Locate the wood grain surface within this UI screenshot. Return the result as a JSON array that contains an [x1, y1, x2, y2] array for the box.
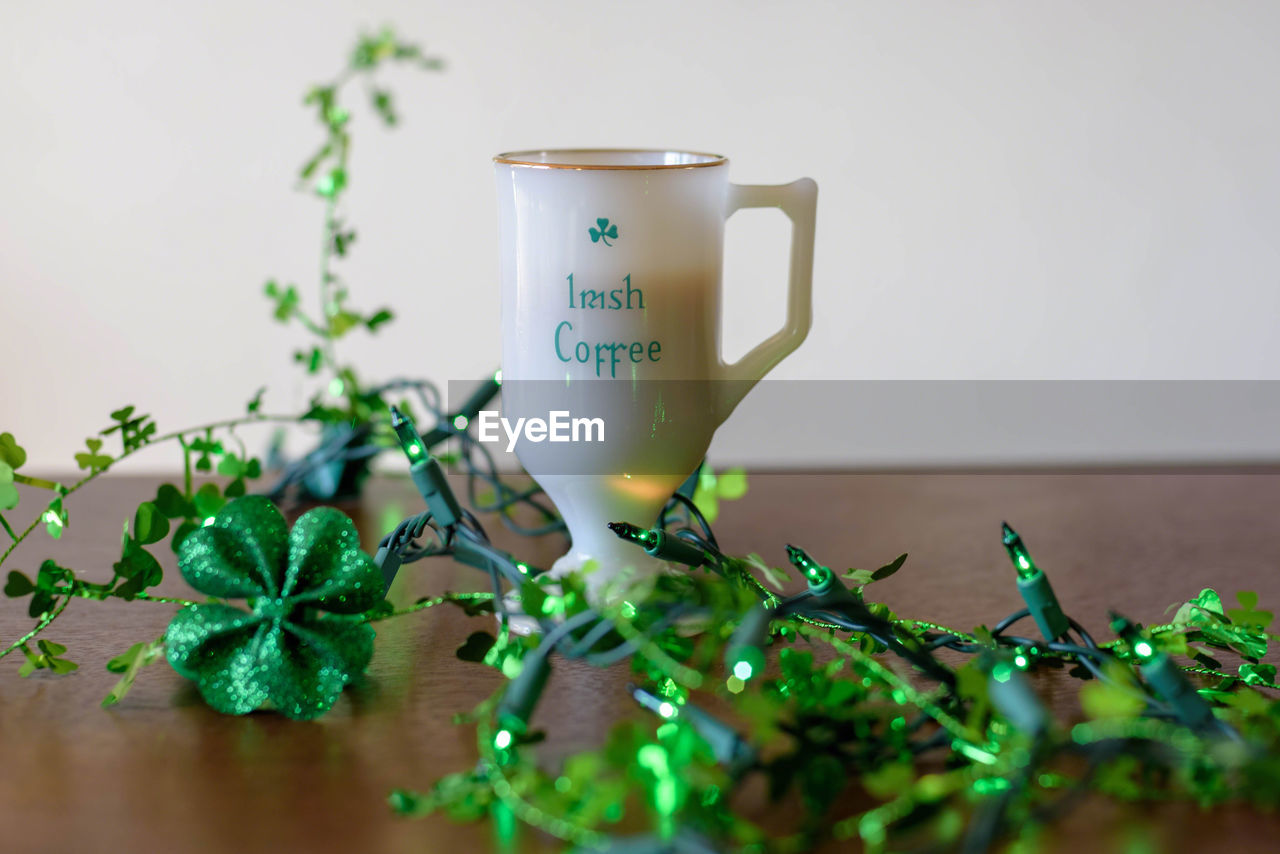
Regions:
[[2, 472, 1280, 853]]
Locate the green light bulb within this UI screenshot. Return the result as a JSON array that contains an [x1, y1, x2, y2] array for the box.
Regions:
[[493, 728, 513, 750], [785, 544, 832, 590], [389, 406, 426, 461], [607, 521, 657, 549], [1109, 612, 1156, 662], [1001, 522, 1039, 580]]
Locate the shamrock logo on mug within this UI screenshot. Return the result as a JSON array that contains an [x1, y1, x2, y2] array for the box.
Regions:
[[589, 217, 618, 246]]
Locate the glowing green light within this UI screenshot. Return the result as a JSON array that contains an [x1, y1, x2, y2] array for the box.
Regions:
[[515, 561, 530, 575], [389, 406, 428, 463], [952, 740, 999, 765], [554, 776, 571, 793], [991, 661, 1015, 683], [637, 744, 668, 773], [493, 369, 503, 385], [42, 510, 63, 530], [493, 729, 513, 750], [1013, 654, 1029, 669], [974, 777, 1011, 795], [453, 414, 469, 431], [657, 701, 676, 719], [726, 675, 746, 694], [328, 377, 345, 397], [619, 600, 637, 619], [1001, 522, 1040, 580], [1110, 612, 1158, 662], [607, 521, 657, 549], [202, 516, 216, 528], [785, 544, 832, 589], [732, 660, 755, 681]]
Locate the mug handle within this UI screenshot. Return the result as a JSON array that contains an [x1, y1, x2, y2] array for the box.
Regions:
[[716, 177, 818, 421]]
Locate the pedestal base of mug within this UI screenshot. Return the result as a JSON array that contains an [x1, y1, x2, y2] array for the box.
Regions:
[[497, 548, 674, 637]]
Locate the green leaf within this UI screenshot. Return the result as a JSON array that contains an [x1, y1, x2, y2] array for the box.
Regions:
[[113, 537, 163, 589], [1081, 674, 1145, 720], [366, 309, 394, 331], [74, 438, 112, 473], [743, 553, 788, 591], [519, 580, 548, 619], [871, 553, 908, 581], [192, 482, 225, 519], [298, 143, 332, 179], [268, 283, 300, 322], [1173, 588, 1225, 628], [48, 657, 79, 675], [0, 432, 27, 469], [246, 387, 266, 414], [153, 484, 194, 519], [316, 168, 347, 198], [4, 570, 34, 597], [37, 639, 66, 656], [1239, 663, 1277, 686], [0, 461, 18, 510], [102, 638, 164, 707], [133, 502, 170, 545], [1228, 590, 1274, 630], [371, 89, 397, 125], [842, 568, 874, 586], [861, 761, 915, 799], [42, 497, 68, 538], [716, 468, 748, 501], [328, 310, 362, 338], [455, 631, 497, 663]]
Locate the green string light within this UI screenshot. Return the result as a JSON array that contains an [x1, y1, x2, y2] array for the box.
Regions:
[[1001, 522, 1069, 641], [1109, 612, 1216, 731], [389, 405, 426, 462], [1001, 522, 1038, 580], [785, 544, 833, 593], [607, 522, 707, 567], [607, 521, 658, 549]]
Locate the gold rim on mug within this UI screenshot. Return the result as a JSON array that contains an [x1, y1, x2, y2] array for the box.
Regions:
[[493, 148, 728, 170]]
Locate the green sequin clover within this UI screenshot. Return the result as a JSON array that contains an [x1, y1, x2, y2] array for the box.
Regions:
[[165, 496, 382, 720]]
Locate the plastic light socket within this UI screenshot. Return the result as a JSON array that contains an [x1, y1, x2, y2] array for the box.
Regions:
[[497, 653, 552, 731], [725, 605, 774, 679], [644, 530, 707, 567], [1016, 569, 1070, 641], [1141, 653, 1216, 731], [987, 663, 1049, 734], [680, 703, 756, 773], [410, 458, 462, 528]]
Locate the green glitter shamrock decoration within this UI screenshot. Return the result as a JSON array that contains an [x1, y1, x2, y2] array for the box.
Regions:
[[165, 495, 382, 719]]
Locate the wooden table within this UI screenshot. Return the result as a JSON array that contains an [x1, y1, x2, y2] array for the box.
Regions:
[[3, 472, 1280, 853]]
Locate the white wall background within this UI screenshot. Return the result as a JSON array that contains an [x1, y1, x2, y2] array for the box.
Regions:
[[2, 1, 1279, 473]]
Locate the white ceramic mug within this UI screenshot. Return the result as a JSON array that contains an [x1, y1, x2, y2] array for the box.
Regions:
[[494, 149, 816, 593]]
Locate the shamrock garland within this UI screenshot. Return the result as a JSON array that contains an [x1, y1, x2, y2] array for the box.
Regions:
[[165, 496, 383, 719]]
